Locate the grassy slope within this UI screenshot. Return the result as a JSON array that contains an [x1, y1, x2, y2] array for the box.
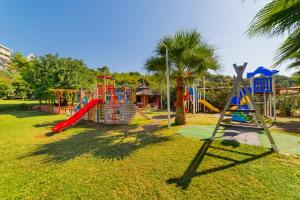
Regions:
[[0, 111, 299, 199]]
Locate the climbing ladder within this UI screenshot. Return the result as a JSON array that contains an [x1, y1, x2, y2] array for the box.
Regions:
[[210, 63, 278, 152]]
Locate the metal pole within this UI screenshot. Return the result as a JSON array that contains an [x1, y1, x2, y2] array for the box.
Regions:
[[272, 74, 276, 122], [250, 77, 254, 98], [203, 76, 206, 112], [166, 46, 171, 128], [199, 92, 202, 110], [193, 82, 196, 114]]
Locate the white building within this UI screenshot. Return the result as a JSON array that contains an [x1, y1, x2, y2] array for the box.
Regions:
[[0, 44, 13, 69], [26, 53, 35, 61]]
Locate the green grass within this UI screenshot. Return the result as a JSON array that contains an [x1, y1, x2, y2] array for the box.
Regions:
[[258, 131, 300, 155], [0, 111, 299, 199]]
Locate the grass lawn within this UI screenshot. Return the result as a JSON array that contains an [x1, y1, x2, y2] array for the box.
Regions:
[[0, 111, 299, 199], [0, 99, 39, 104]]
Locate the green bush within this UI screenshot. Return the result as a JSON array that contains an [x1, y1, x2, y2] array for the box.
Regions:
[[277, 94, 300, 116], [205, 89, 231, 110], [0, 103, 38, 112]]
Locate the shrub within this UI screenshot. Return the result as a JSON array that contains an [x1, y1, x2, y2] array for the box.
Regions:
[[0, 103, 38, 112], [205, 89, 231, 110], [277, 94, 300, 116]]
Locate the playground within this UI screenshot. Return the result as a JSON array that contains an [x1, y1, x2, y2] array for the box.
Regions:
[[2, 0, 300, 197], [0, 64, 299, 199], [0, 109, 299, 199]]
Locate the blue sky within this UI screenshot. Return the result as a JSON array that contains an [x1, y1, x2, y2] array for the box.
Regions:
[[0, 0, 295, 76]]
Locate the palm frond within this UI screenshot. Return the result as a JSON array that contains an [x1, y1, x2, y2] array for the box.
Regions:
[[145, 56, 166, 72], [282, 51, 300, 69], [274, 29, 300, 65], [287, 61, 300, 69], [145, 29, 220, 79], [248, 0, 300, 38]]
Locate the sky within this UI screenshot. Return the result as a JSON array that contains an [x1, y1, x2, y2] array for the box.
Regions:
[[0, 0, 296, 76]]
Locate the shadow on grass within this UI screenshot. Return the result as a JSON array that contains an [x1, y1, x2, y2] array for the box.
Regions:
[[20, 123, 171, 162], [0, 110, 56, 118], [151, 114, 176, 120], [221, 140, 240, 148], [167, 139, 272, 190], [34, 120, 63, 128], [274, 120, 300, 134]]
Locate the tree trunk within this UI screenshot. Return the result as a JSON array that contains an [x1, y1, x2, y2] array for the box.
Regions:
[[160, 85, 163, 110], [175, 77, 186, 125], [39, 95, 42, 110]]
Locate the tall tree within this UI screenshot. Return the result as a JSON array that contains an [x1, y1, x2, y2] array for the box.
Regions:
[[145, 30, 220, 124], [97, 66, 111, 76], [11, 53, 96, 103], [0, 70, 14, 99], [247, 0, 300, 66]]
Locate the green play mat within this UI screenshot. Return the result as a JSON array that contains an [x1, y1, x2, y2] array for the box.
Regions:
[[177, 125, 224, 140]]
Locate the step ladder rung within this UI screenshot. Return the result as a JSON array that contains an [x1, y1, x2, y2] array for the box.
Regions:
[[220, 123, 263, 130], [227, 109, 256, 112]]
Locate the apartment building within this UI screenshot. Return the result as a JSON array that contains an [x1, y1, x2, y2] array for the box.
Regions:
[[0, 44, 13, 69]]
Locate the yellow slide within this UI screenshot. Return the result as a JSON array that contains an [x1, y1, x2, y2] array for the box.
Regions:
[[199, 99, 220, 113], [199, 99, 237, 113], [240, 96, 250, 105]]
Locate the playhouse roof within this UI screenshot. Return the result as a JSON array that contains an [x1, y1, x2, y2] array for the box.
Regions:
[[48, 88, 79, 94], [136, 80, 160, 96], [136, 90, 159, 96], [247, 66, 279, 78]]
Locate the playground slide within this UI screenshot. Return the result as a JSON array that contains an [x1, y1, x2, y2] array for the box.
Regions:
[[199, 99, 220, 113], [52, 99, 101, 133], [240, 96, 250, 105], [199, 99, 237, 114]]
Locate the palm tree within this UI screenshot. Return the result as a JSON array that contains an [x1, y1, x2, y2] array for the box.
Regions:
[[247, 0, 300, 66], [145, 30, 220, 125]]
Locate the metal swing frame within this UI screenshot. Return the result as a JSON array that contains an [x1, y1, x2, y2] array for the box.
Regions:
[[210, 63, 278, 152]]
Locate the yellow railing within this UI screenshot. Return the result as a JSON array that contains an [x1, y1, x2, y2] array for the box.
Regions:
[[60, 106, 75, 113]]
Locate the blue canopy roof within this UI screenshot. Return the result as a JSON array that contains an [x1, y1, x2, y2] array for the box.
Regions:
[[247, 66, 279, 78]]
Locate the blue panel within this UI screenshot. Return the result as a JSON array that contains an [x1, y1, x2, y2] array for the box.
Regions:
[[239, 105, 249, 110], [117, 91, 123, 101], [231, 96, 238, 105], [189, 87, 193, 95], [126, 91, 130, 102], [253, 77, 273, 93]]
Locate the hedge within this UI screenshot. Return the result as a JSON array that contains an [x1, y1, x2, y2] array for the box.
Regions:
[[0, 103, 39, 112]]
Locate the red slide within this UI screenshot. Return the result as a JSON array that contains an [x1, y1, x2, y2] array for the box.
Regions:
[[52, 99, 102, 133]]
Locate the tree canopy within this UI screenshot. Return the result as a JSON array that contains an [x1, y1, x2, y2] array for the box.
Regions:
[[10, 53, 96, 102]]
